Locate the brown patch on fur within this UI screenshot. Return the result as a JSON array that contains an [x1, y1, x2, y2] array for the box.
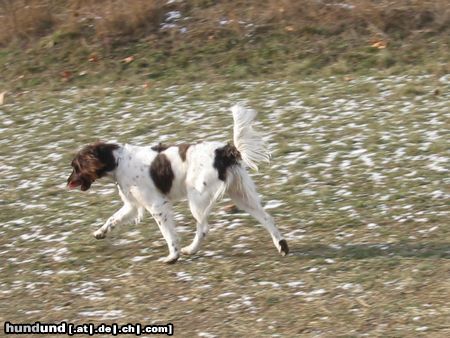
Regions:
[[151, 143, 170, 152], [223, 204, 240, 213], [279, 239, 289, 256], [213, 143, 241, 181], [150, 153, 174, 194], [152, 143, 191, 162], [67, 142, 119, 191], [178, 143, 191, 161]]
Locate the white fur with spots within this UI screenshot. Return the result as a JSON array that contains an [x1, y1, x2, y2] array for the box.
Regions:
[[86, 105, 288, 263]]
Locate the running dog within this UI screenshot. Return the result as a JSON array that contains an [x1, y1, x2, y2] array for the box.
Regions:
[[67, 105, 289, 263]]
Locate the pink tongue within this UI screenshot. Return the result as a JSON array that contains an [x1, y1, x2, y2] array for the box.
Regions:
[[68, 182, 79, 189]]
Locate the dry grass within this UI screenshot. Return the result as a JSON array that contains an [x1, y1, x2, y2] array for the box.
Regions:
[[1, 0, 448, 46], [0, 0, 165, 45], [0, 0, 56, 42], [72, 0, 164, 40], [263, 0, 450, 35], [0, 0, 448, 90]]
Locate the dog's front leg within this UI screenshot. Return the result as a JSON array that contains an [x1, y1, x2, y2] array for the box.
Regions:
[[148, 202, 180, 264], [93, 204, 137, 239]]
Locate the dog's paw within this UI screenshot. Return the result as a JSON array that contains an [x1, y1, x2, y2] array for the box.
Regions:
[[279, 239, 289, 256], [93, 229, 106, 240], [181, 245, 197, 255], [158, 254, 179, 264]]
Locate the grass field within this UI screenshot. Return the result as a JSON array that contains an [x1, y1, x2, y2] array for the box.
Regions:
[[1, 0, 449, 92], [0, 74, 449, 336]]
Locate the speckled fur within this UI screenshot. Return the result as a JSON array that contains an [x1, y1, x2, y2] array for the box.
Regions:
[[67, 105, 288, 263]]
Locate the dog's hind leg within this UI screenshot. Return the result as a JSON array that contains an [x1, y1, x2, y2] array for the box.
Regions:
[[181, 187, 215, 255], [227, 167, 289, 256]]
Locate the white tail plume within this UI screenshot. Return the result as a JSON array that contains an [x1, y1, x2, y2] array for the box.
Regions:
[[231, 104, 270, 171]]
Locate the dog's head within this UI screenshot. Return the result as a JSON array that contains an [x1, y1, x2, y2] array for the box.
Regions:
[[67, 142, 119, 191]]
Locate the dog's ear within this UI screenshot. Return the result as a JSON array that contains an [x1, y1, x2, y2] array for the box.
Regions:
[[92, 142, 120, 175]]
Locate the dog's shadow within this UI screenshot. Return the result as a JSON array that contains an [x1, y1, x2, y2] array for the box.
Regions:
[[289, 242, 450, 260]]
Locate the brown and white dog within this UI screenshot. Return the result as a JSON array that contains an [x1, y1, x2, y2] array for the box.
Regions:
[[67, 105, 289, 263]]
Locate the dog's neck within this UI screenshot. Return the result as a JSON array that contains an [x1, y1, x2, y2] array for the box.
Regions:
[[108, 145, 124, 184]]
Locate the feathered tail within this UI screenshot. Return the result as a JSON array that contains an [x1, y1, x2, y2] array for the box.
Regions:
[[231, 104, 270, 171]]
